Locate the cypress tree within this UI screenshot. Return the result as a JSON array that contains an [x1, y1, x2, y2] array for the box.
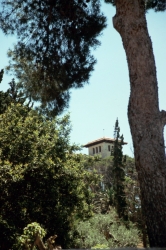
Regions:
[[111, 118, 128, 221]]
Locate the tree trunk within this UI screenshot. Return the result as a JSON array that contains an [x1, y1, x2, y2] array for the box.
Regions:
[[34, 234, 46, 250], [113, 0, 166, 247]]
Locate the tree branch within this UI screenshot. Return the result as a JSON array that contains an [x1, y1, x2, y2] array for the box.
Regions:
[[34, 233, 46, 250]]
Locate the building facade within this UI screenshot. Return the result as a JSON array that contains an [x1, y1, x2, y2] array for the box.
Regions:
[[83, 137, 127, 158]]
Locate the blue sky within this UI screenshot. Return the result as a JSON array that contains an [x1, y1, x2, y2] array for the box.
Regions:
[[0, 2, 166, 157]]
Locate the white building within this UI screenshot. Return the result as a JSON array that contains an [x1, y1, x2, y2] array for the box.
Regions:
[[83, 137, 127, 158]]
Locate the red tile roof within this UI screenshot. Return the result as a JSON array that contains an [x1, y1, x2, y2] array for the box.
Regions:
[[83, 137, 127, 148]]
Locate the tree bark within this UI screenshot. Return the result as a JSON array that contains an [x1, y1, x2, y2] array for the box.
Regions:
[[113, 0, 166, 247]]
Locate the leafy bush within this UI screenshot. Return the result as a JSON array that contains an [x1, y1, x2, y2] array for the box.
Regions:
[[16, 222, 46, 250], [91, 244, 109, 249], [72, 209, 140, 248], [0, 103, 100, 249]]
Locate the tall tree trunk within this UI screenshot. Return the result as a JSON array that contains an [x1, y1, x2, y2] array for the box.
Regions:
[[113, 0, 166, 247]]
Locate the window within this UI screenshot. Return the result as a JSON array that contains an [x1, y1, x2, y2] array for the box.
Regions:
[[108, 145, 110, 151], [93, 148, 95, 154], [99, 146, 101, 152], [96, 147, 98, 153]]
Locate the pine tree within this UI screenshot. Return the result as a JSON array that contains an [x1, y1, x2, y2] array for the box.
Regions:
[[111, 119, 128, 221], [0, 0, 106, 115]]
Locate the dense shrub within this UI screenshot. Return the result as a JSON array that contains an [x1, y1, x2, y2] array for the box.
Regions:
[[71, 209, 140, 248]]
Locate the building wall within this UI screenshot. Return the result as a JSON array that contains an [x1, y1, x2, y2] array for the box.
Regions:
[[88, 142, 114, 158]]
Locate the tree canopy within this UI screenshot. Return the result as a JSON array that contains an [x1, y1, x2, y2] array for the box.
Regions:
[[0, 0, 106, 115]]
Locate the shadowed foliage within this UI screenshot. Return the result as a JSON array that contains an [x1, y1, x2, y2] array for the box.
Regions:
[[0, 0, 106, 115]]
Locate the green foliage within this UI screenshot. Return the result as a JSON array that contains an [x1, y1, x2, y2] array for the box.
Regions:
[[16, 222, 46, 250], [0, 90, 11, 114], [0, 102, 99, 249], [0, 79, 28, 115], [84, 153, 141, 219], [111, 119, 128, 220], [91, 243, 109, 249], [71, 210, 140, 248], [0, 0, 106, 115], [84, 153, 142, 225], [0, 69, 4, 83]]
